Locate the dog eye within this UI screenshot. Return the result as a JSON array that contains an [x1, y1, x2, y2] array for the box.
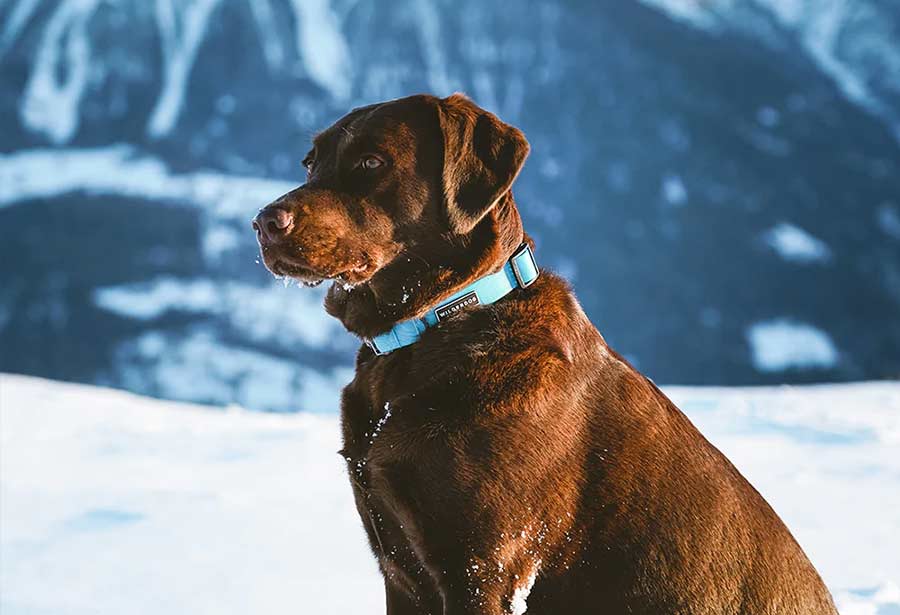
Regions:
[[361, 156, 383, 170], [303, 161, 316, 180], [302, 152, 316, 174]]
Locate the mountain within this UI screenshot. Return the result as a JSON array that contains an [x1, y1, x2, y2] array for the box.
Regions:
[[1, 0, 899, 410]]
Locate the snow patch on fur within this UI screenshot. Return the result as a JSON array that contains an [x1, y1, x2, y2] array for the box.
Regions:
[[510, 561, 540, 615]]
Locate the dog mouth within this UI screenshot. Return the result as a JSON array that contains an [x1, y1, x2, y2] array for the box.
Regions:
[[264, 253, 371, 288], [271, 261, 326, 287]]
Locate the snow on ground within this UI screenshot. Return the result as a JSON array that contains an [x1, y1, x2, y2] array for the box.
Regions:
[[2, 374, 898, 614], [0, 374, 381, 615]]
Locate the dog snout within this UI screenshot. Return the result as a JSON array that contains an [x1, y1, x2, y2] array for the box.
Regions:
[[253, 206, 294, 244]]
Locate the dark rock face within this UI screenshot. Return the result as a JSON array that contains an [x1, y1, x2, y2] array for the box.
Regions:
[[1, 0, 898, 410]]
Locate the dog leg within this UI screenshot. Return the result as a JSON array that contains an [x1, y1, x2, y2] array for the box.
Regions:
[[386, 580, 433, 615]]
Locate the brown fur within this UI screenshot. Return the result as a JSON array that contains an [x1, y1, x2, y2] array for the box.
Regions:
[[254, 94, 837, 614]]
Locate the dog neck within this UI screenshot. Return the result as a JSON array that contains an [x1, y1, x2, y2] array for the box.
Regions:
[[324, 193, 526, 340]]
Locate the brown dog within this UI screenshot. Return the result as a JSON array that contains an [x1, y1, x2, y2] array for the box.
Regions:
[[253, 94, 837, 614]]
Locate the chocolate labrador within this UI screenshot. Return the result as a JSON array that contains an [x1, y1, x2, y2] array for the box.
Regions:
[[253, 94, 837, 614]]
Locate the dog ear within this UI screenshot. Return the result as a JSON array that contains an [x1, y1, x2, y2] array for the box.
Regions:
[[437, 93, 530, 234]]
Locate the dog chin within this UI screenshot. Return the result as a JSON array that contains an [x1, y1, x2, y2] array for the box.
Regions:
[[333, 264, 375, 287], [260, 258, 320, 286], [265, 257, 374, 289]]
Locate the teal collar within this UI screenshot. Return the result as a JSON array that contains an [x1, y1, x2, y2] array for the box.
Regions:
[[365, 243, 539, 355]]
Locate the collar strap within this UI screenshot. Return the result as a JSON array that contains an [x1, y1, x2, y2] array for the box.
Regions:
[[365, 243, 539, 355]]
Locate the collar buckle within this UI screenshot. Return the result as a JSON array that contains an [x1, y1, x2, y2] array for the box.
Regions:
[[510, 243, 538, 289], [365, 339, 387, 356]]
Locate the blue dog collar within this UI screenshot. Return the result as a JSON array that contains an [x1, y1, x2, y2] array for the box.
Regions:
[[365, 243, 539, 355]]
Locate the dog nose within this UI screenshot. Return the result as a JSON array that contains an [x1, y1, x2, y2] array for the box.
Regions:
[[253, 206, 294, 243]]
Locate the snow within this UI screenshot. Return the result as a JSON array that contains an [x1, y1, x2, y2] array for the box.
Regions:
[[201, 223, 242, 261], [2, 374, 898, 615], [838, 583, 900, 615], [747, 319, 839, 372], [763, 222, 832, 264], [0, 134, 368, 412], [666, 382, 900, 613], [288, 0, 352, 102], [761, 0, 884, 128], [0, 373, 380, 615], [148, 0, 223, 138], [877, 203, 900, 241], [509, 562, 539, 615], [94, 277, 220, 321], [368, 401, 393, 445], [93, 275, 345, 353], [638, 0, 900, 145], [638, 0, 718, 29], [19, 0, 101, 144], [0, 0, 42, 58], [661, 172, 688, 206], [248, 0, 287, 72], [0, 146, 296, 323], [104, 328, 352, 413], [10, 0, 355, 142], [412, 0, 454, 95], [92, 276, 342, 348], [0, 145, 295, 220]]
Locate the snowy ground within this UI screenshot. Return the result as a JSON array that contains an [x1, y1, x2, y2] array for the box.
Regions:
[[1, 374, 898, 614]]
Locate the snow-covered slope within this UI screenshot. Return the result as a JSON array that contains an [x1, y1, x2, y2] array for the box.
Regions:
[[2, 374, 898, 614], [639, 0, 900, 142]]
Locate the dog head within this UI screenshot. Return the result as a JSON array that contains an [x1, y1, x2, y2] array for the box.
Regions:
[[253, 93, 530, 336]]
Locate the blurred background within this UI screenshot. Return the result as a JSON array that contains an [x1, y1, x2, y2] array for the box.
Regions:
[[2, 0, 900, 412]]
